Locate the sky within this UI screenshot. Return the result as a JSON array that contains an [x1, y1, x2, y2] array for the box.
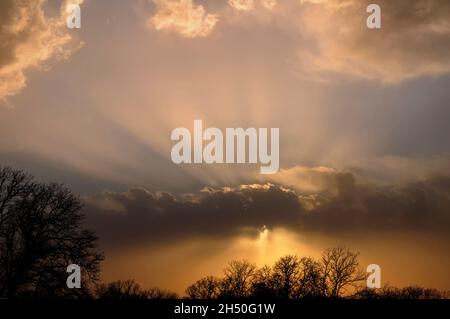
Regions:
[[1, 0, 450, 294]]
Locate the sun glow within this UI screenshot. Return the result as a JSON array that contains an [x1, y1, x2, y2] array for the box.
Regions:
[[259, 225, 269, 242]]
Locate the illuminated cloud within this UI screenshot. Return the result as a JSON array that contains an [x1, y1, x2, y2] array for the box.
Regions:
[[266, 158, 450, 192], [296, 0, 450, 83], [0, 0, 84, 104], [228, 0, 276, 11], [260, 0, 277, 10], [150, 0, 219, 38], [228, 0, 254, 11], [266, 166, 347, 194]]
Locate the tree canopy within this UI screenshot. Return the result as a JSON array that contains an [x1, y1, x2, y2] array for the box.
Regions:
[[0, 166, 103, 298]]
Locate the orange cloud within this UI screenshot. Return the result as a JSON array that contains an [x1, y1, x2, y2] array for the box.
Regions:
[[150, 0, 219, 38], [260, 0, 277, 10], [228, 0, 277, 11], [266, 166, 346, 194], [228, 0, 254, 11], [0, 0, 84, 104]]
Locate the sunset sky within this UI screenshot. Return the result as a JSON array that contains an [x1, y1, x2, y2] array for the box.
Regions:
[[1, 0, 450, 294]]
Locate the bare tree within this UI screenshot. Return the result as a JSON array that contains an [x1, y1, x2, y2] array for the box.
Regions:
[[186, 276, 221, 299], [251, 265, 277, 298], [146, 287, 178, 299], [272, 255, 300, 299], [184, 247, 449, 300], [380, 285, 448, 299], [354, 285, 449, 299], [0, 166, 103, 298], [96, 279, 177, 299], [220, 260, 256, 298], [0, 167, 32, 231], [96, 280, 146, 299], [296, 257, 323, 298], [320, 246, 366, 298]]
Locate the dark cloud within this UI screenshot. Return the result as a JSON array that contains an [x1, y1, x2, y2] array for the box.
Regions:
[[84, 184, 302, 248], [302, 175, 450, 233], [84, 174, 450, 249]]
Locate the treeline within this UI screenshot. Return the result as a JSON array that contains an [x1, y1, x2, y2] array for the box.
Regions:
[[187, 247, 363, 299], [95, 280, 178, 299], [184, 247, 449, 299], [95, 247, 449, 300]]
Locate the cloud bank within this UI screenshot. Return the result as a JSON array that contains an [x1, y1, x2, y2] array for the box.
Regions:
[[85, 167, 450, 249]]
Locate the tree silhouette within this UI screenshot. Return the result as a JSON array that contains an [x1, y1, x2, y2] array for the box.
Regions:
[[96, 279, 178, 299], [320, 246, 366, 297], [250, 257, 328, 299], [186, 276, 221, 299], [96, 279, 146, 299], [272, 255, 300, 299], [220, 260, 256, 298], [354, 285, 449, 299], [296, 257, 323, 298], [146, 287, 178, 299], [185, 247, 373, 299], [251, 265, 277, 298], [0, 166, 103, 298]]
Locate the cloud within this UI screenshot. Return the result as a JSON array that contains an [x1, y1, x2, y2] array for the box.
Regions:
[[85, 184, 301, 248], [0, 0, 84, 103], [84, 170, 450, 249], [295, 0, 450, 83], [228, 0, 277, 11], [268, 158, 450, 192], [302, 175, 450, 234], [146, 0, 450, 84], [148, 0, 450, 81], [228, 0, 254, 11], [260, 0, 277, 10], [345, 156, 450, 185], [265, 166, 352, 194], [150, 0, 219, 38]]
